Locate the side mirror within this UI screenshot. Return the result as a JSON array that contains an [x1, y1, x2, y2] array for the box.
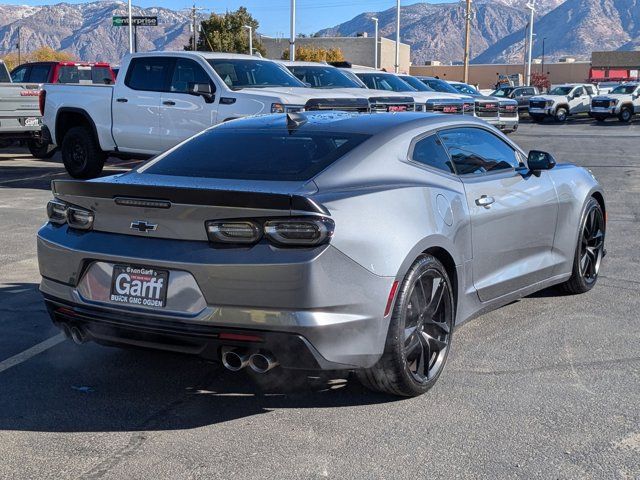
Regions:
[[189, 82, 215, 103], [528, 150, 556, 172]]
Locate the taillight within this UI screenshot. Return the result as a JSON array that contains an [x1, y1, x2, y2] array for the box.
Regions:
[[205, 217, 334, 247], [46, 199, 94, 230], [39, 89, 46, 116]]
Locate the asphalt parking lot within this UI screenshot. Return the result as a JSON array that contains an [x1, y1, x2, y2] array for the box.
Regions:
[[0, 118, 639, 479]]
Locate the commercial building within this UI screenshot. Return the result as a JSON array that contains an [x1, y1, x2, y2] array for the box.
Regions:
[[589, 51, 640, 81], [261, 35, 411, 73]]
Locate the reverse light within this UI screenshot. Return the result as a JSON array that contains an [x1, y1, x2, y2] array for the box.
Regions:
[[206, 221, 262, 244], [264, 217, 334, 247]]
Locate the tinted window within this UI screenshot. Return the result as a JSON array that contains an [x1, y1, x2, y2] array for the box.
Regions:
[[126, 57, 172, 92], [57, 66, 83, 83], [287, 66, 360, 88], [610, 85, 639, 94], [421, 78, 460, 94], [170, 59, 213, 93], [411, 135, 454, 174], [549, 86, 573, 95], [525, 88, 536, 95], [584, 85, 594, 95], [92, 66, 113, 84], [451, 83, 479, 95], [356, 73, 416, 92], [208, 59, 304, 89], [0, 64, 10, 83], [573, 87, 584, 96], [142, 127, 370, 181], [439, 127, 520, 175], [10, 66, 27, 83], [29, 65, 51, 83], [399, 75, 433, 91], [491, 88, 511, 97]]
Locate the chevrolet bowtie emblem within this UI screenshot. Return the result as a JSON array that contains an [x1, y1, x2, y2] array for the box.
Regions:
[[130, 220, 157, 233]]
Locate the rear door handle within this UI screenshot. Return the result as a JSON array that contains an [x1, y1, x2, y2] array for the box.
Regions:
[[475, 195, 495, 208], [116, 98, 128, 103], [163, 100, 176, 106]]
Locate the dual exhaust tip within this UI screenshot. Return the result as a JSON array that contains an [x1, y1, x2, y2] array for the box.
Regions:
[[222, 348, 278, 374], [60, 323, 89, 345]]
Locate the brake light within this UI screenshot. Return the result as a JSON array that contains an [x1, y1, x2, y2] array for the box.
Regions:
[[39, 90, 46, 116], [206, 221, 262, 244], [46, 199, 94, 230]]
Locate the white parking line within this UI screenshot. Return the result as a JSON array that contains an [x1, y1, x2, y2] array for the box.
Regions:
[[0, 333, 66, 374]]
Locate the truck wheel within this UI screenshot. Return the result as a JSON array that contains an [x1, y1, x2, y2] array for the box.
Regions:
[[61, 126, 107, 179], [555, 107, 568, 122], [27, 139, 56, 159], [618, 107, 632, 123]]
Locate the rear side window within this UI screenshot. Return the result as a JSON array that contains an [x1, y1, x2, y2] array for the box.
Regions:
[[584, 85, 595, 95], [126, 58, 172, 92], [170, 59, 213, 93], [142, 127, 371, 181], [11, 66, 28, 83], [411, 135, 454, 174], [57, 66, 82, 83], [29, 65, 51, 83], [92, 66, 113, 84], [0, 65, 10, 83], [438, 127, 520, 175]]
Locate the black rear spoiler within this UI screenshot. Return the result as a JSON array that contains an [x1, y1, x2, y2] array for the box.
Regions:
[[51, 179, 329, 215]]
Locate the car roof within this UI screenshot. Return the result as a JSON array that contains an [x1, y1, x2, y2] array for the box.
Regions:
[[215, 111, 485, 136], [346, 67, 387, 74], [278, 60, 331, 67], [128, 51, 272, 61]]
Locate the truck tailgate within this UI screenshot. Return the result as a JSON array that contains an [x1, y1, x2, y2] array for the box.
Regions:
[[0, 84, 41, 118]]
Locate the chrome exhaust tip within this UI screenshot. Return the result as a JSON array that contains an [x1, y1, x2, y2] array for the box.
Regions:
[[221, 348, 250, 372], [68, 325, 88, 345], [248, 352, 279, 373]]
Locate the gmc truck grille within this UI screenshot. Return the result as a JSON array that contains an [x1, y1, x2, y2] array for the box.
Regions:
[[426, 103, 464, 114], [499, 105, 518, 117], [529, 100, 547, 109], [591, 100, 610, 109]]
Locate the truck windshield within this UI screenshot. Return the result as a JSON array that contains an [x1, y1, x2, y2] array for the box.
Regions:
[[356, 73, 416, 92], [399, 75, 434, 91], [287, 66, 361, 88], [610, 85, 638, 94], [548, 86, 573, 95], [451, 83, 479, 95], [208, 59, 305, 89], [418, 78, 460, 94], [490, 88, 513, 97], [141, 126, 371, 181]]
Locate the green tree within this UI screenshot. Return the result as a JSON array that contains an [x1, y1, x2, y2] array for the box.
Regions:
[[186, 7, 266, 56], [2, 47, 75, 70], [281, 46, 345, 62]]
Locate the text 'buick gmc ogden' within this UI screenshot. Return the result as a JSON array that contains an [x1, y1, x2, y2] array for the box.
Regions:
[[590, 83, 640, 123], [342, 68, 466, 115], [279, 61, 416, 113], [0, 60, 52, 157], [528, 83, 597, 122], [42, 51, 401, 179], [448, 81, 519, 133]]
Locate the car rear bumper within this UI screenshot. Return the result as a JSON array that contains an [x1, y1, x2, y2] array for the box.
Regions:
[[38, 225, 396, 369], [0, 116, 42, 138]]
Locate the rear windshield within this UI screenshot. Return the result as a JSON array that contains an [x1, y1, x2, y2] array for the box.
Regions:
[[142, 127, 371, 181], [57, 66, 112, 84], [208, 59, 304, 89]]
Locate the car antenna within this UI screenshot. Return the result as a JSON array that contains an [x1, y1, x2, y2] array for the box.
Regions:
[[286, 112, 307, 134]]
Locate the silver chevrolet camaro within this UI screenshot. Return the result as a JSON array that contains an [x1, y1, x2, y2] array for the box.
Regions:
[[38, 112, 606, 397]]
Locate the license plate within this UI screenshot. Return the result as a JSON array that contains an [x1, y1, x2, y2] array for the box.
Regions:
[[24, 117, 40, 127], [387, 105, 407, 112], [442, 106, 457, 113], [110, 265, 169, 308]]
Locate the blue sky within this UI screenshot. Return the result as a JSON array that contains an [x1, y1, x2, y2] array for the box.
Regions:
[[2, 0, 457, 36]]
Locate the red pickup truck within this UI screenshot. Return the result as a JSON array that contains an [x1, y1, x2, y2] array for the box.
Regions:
[[10, 61, 116, 85]]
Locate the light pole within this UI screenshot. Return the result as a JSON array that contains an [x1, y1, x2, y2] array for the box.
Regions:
[[244, 25, 253, 55], [128, 0, 133, 54], [541, 36, 546, 74], [395, 0, 400, 73], [525, 0, 535, 86], [372, 17, 379, 69], [463, 0, 472, 83], [289, 0, 296, 61]]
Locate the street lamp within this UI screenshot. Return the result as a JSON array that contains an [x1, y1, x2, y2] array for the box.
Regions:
[[289, 0, 296, 61], [541, 36, 546, 74], [395, 0, 400, 73], [371, 17, 379, 69], [244, 25, 253, 55], [525, 0, 536, 86], [128, 0, 133, 54]]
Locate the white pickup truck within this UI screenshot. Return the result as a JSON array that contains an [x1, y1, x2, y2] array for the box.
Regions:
[[43, 51, 387, 178], [528, 83, 597, 122], [590, 83, 640, 123]]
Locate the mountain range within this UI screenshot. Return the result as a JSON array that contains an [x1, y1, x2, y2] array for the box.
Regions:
[[0, 0, 639, 66]]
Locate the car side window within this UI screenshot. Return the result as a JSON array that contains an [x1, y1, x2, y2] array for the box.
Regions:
[[573, 87, 584, 97], [169, 59, 214, 94], [29, 65, 51, 83], [584, 85, 594, 95], [438, 127, 521, 175], [10, 66, 28, 83], [411, 134, 455, 174], [125, 57, 173, 92]]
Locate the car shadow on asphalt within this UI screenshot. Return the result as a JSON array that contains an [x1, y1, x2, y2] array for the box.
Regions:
[[0, 283, 399, 433]]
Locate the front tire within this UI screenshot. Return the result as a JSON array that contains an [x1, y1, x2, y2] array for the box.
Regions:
[[555, 107, 568, 122], [61, 126, 107, 179], [618, 107, 632, 123], [559, 198, 605, 294], [27, 138, 56, 159], [357, 255, 454, 397]]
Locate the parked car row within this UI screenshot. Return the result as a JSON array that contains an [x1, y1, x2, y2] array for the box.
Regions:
[[37, 52, 522, 178]]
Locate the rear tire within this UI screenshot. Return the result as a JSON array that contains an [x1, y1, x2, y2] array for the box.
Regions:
[[27, 138, 56, 159], [559, 198, 605, 294], [618, 107, 633, 123], [61, 126, 107, 179], [357, 255, 454, 397]]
